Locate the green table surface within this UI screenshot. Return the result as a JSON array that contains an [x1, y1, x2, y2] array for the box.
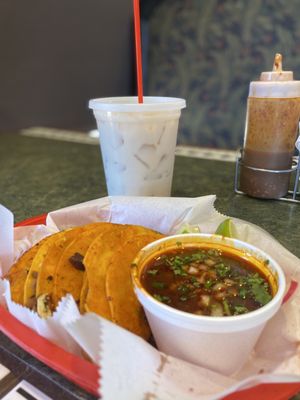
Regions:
[[0, 132, 300, 400], [0, 132, 299, 257]]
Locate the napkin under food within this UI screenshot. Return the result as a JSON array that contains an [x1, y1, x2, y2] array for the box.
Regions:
[[1, 195, 300, 400]]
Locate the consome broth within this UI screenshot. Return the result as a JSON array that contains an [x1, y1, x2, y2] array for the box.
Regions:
[[141, 245, 274, 317]]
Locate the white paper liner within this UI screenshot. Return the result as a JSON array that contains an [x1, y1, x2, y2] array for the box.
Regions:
[[0, 205, 14, 276], [46, 195, 224, 235], [96, 313, 300, 400], [0, 279, 82, 356], [1, 195, 300, 400]]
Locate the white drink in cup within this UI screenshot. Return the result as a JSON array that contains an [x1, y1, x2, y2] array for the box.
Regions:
[[89, 97, 186, 196]]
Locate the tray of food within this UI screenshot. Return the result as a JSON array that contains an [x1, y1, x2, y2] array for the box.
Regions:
[[1, 196, 300, 400]]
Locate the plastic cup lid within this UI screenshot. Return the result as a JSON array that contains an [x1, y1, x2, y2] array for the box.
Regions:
[[89, 97, 186, 112]]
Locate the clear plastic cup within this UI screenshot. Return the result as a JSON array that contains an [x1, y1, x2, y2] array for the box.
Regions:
[[131, 234, 286, 375], [89, 97, 186, 196]]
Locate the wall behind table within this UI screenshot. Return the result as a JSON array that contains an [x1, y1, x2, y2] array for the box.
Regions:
[[142, 0, 300, 149], [0, 0, 133, 133]]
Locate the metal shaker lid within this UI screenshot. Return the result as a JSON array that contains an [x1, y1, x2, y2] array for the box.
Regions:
[[249, 54, 300, 98]]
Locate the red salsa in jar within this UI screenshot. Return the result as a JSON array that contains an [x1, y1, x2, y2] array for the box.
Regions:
[[140, 245, 274, 317]]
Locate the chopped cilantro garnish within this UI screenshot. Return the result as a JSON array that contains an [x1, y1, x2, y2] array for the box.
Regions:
[[153, 294, 170, 303], [207, 249, 220, 257], [172, 267, 187, 276], [147, 269, 158, 275], [204, 279, 214, 289], [238, 273, 272, 306], [189, 276, 201, 288], [190, 252, 205, 262], [182, 255, 193, 264], [247, 273, 264, 285], [169, 256, 188, 276], [239, 287, 247, 299], [173, 256, 184, 267], [177, 284, 190, 293], [223, 300, 231, 316], [233, 305, 249, 315], [250, 282, 272, 305], [215, 263, 231, 278]]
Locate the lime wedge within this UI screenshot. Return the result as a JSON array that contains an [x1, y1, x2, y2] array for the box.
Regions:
[[215, 218, 237, 238]]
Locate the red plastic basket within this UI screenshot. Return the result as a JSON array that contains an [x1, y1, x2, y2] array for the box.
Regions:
[[0, 214, 298, 399]]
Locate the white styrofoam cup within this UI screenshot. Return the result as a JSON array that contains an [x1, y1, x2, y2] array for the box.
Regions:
[[131, 233, 286, 375]]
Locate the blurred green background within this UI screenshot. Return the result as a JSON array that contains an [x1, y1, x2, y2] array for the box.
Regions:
[[142, 0, 300, 149], [1, 0, 300, 150]]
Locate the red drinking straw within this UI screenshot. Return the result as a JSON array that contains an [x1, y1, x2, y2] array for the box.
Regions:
[[133, 0, 144, 103]]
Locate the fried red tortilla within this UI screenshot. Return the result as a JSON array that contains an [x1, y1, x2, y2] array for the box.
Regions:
[[82, 226, 128, 319], [23, 229, 84, 312], [79, 272, 89, 314], [5, 238, 47, 304], [35, 223, 113, 316], [106, 232, 163, 339], [83, 225, 157, 320], [52, 222, 120, 309], [5, 221, 164, 340]]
